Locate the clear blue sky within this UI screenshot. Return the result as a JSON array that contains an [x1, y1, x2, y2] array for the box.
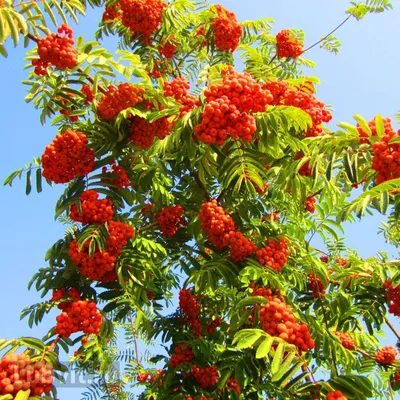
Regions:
[[0, 1, 399, 398]]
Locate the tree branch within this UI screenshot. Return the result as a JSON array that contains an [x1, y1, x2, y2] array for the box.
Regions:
[[191, 171, 211, 201], [137, 222, 158, 233], [385, 316, 400, 340]]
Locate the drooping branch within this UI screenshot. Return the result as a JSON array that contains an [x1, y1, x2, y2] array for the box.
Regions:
[[385, 316, 400, 340], [191, 171, 211, 201]]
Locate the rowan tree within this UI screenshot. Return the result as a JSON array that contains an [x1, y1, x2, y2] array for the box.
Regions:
[[1, 0, 400, 399]]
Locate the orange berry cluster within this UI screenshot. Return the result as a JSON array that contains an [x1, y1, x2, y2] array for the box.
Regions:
[[81, 84, 95, 104], [102, 3, 121, 22], [55, 300, 102, 337], [58, 91, 79, 122], [199, 200, 236, 250], [179, 289, 202, 338], [97, 83, 145, 120], [32, 24, 77, 75], [211, 4, 242, 52], [357, 116, 397, 144], [263, 80, 332, 137], [255, 238, 290, 273], [169, 343, 194, 368], [227, 378, 241, 394], [375, 346, 398, 364], [119, 0, 167, 40], [205, 67, 273, 114], [137, 372, 149, 383], [70, 190, 114, 225], [206, 317, 222, 334], [191, 365, 219, 389], [155, 205, 185, 237], [102, 161, 131, 188], [224, 231, 257, 262], [158, 36, 177, 58], [0, 353, 53, 397], [295, 153, 313, 177], [394, 372, 400, 384], [334, 331, 356, 350], [142, 202, 155, 214], [51, 287, 81, 312], [130, 115, 172, 148], [326, 390, 348, 400], [252, 286, 315, 352], [275, 29, 303, 59], [199, 200, 256, 261], [68, 220, 134, 281], [195, 67, 273, 144], [305, 196, 316, 213], [164, 77, 200, 117], [186, 397, 212, 400], [307, 274, 325, 298], [383, 280, 400, 316], [41, 130, 95, 184], [371, 128, 400, 184]]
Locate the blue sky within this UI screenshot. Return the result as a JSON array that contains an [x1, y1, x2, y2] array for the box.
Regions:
[[0, 1, 399, 398]]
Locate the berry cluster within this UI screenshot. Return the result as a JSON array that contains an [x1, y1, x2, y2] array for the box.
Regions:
[[102, 3, 121, 22], [0, 353, 53, 396], [81, 84, 95, 104], [204, 67, 273, 114], [102, 161, 131, 188], [199, 200, 256, 261], [97, 83, 145, 120], [326, 391, 348, 400], [375, 346, 398, 364], [251, 286, 315, 352], [55, 300, 102, 337], [227, 378, 241, 394], [334, 331, 356, 350], [68, 221, 134, 281], [155, 205, 185, 237], [137, 372, 149, 383], [383, 280, 400, 316], [191, 365, 219, 389], [224, 231, 257, 262], [394, 372, 400, 384], [58, 91, 79, 122], [199, 200, 236, 250], [371, 131, 400, 184], [179, 289, 202, 338], [255, 238, 290, 273], [206, 317, 222, 334], [142, 203, 155, 215], [211, 4, 242, 52], [169, 343, 194, 368], [70, 190, 114, 225], [164, 77, 200, 117], [158, 36, 177, 58], [357, 117, 397, 144], [263, 80, 332, 137], [296, 153, 313, 177], [41, 130, 95, 184], [119, 0, 167, 40], [51, 287, 81, 311], [32, 24, 77, 75], [195, 67, 273, 145], [307, 274, 325, 298], [305, 196, 316, 213], [275, 29, 303, 59], [130, 115, 172, 148]]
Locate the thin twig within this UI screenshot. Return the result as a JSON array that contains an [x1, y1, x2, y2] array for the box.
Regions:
[[130, 314, 141, 366], [385, 316, 400, 340], [302, 15, 352, 53], [217, 189, 225, 203], [137, 222, 158, 233], [191, 171, 211, 201]]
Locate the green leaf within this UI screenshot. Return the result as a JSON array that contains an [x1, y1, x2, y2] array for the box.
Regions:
[[271, 342, 285, 375], [255, 336, 274, 359], [25, 168, 32, 195], [14, 390, 30, 400]]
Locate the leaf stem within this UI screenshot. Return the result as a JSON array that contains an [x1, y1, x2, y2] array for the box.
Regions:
[[302, 15, 352, 53], [130, 313, 141, 366], [191, 171, 211, 201]]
